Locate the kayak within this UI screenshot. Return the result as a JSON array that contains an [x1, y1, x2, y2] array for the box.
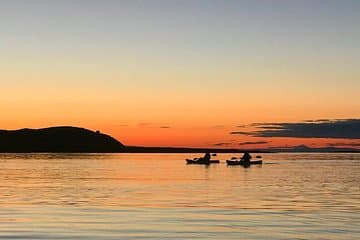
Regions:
[[226, 160, 263, 166], [186, 159, 220, 164], [226, 160, 262, 166]]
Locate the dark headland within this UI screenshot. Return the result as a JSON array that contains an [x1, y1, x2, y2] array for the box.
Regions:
[[0, 126, 124, 153], [0, 126, 358, 153], [0, 126, 264, 153]]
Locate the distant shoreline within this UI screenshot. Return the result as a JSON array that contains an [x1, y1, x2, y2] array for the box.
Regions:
[[0, 147, 359, 154], [122, 146, 270, 154], [123, 147, 359, 154]]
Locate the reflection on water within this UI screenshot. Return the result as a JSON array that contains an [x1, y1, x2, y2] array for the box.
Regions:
[[0, 153, 359, 239]]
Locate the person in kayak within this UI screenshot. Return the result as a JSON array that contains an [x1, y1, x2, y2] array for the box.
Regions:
[[197, 152, 211, 164], [241, 152, 252, 164]]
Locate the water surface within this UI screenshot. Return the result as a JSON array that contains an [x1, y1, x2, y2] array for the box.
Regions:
[[0, 153, 359, 239]]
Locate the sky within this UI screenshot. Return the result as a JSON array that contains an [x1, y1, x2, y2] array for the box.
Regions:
[[1, 0, 359, 148]]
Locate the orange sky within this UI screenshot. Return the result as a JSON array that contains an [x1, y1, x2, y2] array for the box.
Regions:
[[1, 1, 360, 149]]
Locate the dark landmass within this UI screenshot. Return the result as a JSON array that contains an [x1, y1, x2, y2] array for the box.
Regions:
[[0, 126, 124, 153], [0, 127, 359, 153], [123, 146, 268, 153]]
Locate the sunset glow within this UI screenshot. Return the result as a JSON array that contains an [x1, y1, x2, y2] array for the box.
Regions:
[[1, 1, 359, 149]]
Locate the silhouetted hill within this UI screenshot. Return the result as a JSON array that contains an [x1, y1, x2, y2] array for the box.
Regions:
[[0, 126, 124, 153]]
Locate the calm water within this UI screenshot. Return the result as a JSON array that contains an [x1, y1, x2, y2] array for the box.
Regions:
[[0, 153, 359, 239]]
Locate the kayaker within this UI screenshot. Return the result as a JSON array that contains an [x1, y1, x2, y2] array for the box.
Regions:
[[194, 152, 211, 164], [203, 152, 211, 164], [241, 152, 252, 164]]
